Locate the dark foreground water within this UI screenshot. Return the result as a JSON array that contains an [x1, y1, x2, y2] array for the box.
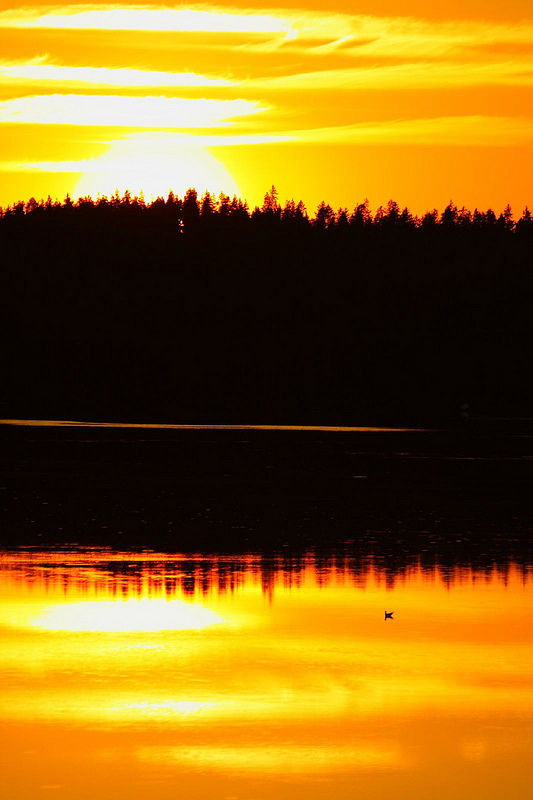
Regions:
[[1, 419, 532, 562], [0, 421, 532, 799]]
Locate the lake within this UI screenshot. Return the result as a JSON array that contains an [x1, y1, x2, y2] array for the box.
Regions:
[[0, 421, 532, 798], [0, 549, 532, 799]]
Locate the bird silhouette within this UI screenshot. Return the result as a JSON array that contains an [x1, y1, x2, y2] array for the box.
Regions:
[[384, 611, 394, 620]]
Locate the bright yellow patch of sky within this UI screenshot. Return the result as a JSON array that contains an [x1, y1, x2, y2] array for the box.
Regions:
[[0, 1, 532, 213]]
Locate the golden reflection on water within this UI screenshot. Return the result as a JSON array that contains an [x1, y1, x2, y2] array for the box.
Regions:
[[0, 418, 427, 431], [0, 551, 532, 799], [32, 598, 225, 632]]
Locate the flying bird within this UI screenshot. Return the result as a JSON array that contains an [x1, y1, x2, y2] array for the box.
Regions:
[[384, 611, 394, 620]]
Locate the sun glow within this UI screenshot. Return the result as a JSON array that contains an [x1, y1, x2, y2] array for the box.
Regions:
[[72, 133, 241, 200]]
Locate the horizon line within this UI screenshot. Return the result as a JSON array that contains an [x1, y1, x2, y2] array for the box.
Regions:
[[0, 419, 433, 432], [1, 189, 529, 220]]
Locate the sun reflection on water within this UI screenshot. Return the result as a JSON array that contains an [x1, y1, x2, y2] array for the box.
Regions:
[[136, 743, 406, 774], [31, 597, 225, 632]]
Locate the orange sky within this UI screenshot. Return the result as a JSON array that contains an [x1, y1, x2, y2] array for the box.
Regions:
[[1, 1, 532, 214]]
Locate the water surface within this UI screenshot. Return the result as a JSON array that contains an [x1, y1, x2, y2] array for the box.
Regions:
[[1, 550, 531, 799]]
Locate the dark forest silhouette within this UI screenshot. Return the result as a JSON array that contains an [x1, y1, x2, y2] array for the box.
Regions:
[[2, 186, 533, 423]]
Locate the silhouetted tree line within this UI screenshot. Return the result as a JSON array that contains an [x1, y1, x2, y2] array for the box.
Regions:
[[2, 186, 533, 423], [2, 186, 532, 233]]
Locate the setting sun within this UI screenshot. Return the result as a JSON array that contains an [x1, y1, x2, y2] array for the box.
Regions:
[[73, 134, 241, 200]]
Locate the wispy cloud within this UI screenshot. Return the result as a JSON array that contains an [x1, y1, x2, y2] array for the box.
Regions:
[[0, 159, 95, 173], [4, 57, 532, 98], [290, 115, 533, 146], [2, 130, 295, 172], [0, 6, 292, 35], [2, 6, 533, 54], [3, 116, 530, 162], [248, 60, 533, 91], [0, 60, 236, 88], [2, 6, 532, 89], [0, 94, 265, 128]]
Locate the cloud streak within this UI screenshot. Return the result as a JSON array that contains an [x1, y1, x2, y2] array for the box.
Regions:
[[247, 61, 533, 91], [2, 6, 533, 55], [0, 6, 292, 35], [1, 130, 295, 172], [0, 94, 265, 128], [2, 6, 532, 94], [2, 115, 531, 170], [290, 115, 533, 146], [0, 60, 236, 88]]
